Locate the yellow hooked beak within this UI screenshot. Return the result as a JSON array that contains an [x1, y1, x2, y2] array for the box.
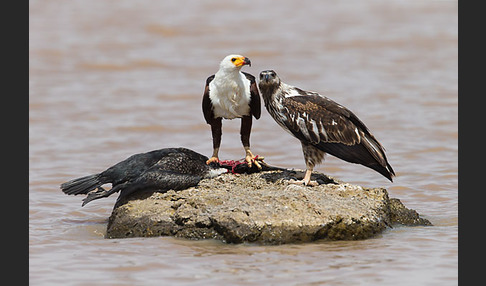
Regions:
[[232, 56, 251, 67]]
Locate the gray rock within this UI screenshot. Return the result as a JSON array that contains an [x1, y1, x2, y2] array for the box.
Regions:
[[106, 169, 431, 244]]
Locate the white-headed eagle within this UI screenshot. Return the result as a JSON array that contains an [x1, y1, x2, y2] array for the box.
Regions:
[[202, 54, 262, 168], [258, 70, 395, 185]]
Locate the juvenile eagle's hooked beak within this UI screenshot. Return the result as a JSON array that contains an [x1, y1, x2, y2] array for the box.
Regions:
[[259, 70, 277, 83]]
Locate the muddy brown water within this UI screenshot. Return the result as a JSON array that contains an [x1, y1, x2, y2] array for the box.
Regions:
[[30, 1, 457, 285]]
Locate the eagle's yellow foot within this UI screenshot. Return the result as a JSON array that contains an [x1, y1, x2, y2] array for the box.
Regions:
[[206, 156, 219, 165], [245, 154, 261, 169], [244, 150, 263, 169]]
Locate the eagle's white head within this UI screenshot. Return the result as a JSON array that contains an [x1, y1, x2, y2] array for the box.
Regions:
[[218, 54, 251, 72]]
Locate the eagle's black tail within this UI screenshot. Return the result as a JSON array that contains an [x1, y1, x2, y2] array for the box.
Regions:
[[60, 174, 103, 195]]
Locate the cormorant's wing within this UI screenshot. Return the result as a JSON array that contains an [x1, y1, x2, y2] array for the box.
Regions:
[[115, 169, 204, 203]]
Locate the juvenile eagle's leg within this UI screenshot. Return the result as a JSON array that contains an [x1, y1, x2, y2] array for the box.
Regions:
[[289, 142, 324, 186]]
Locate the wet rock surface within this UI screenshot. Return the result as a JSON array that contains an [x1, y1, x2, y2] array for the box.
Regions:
[[106, 169, 431, 244]]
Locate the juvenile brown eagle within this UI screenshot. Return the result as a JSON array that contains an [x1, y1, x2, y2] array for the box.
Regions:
[[202, 54, 262, 168], [258, 70, 395, 185]]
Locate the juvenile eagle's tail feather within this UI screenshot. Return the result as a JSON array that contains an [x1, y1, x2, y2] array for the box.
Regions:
[[60, 174, 103, 195], [316, 142, 395, 182], [360, 134, 395, 180]]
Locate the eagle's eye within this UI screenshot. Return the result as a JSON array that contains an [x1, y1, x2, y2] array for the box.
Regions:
[[231, 58, 237, 62]]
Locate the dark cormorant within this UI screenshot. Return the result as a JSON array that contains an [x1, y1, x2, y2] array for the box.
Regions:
[[60, 147, 228, 206]]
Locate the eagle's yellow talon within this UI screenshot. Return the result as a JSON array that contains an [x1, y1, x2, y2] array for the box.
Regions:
[[244, 155, 253, 167], [245, 155, 262, 169], [253, 159, 262, 169], [206, 157, 219, 165]]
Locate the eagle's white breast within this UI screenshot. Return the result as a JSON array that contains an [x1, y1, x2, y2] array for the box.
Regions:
[[209, 72, 251, 119]]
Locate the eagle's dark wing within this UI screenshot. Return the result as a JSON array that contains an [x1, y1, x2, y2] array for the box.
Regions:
[[280, 88, 394, 178], [202, 75, 215, 124], [243, 72, 261, 119]]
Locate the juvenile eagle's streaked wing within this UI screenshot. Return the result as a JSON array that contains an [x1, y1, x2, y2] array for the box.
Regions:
[[280, 88, 390, 169]]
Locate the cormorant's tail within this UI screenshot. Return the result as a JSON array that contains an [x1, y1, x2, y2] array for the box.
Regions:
[[82, 184, 124, 206], [60, 174, 103, 195]]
